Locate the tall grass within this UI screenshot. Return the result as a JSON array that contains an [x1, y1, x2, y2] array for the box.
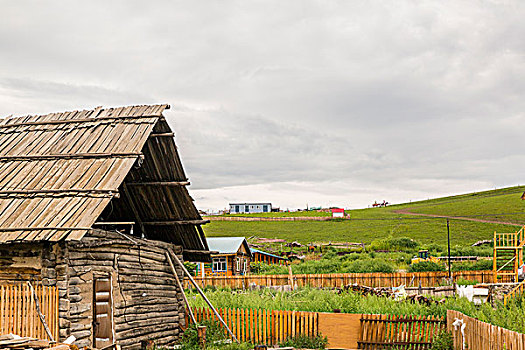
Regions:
[[187, 288, 525, 334]]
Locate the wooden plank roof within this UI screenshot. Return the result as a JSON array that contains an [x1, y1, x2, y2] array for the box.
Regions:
[[0, 104, 209, 260]]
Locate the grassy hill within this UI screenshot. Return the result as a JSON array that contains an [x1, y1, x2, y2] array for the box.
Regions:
[[203, 185, 525, 247]]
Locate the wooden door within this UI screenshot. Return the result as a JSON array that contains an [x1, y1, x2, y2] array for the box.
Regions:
[[93, 276, 114, 348]]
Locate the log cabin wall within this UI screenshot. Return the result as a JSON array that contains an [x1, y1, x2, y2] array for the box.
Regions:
[[0, 241, 65, 286], [64, 230, 186, 349]]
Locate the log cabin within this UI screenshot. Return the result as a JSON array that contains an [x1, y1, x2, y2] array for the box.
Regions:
[[0, 105, 210, 349]]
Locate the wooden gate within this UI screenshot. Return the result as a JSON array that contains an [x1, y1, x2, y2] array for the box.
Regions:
[[93, 276, 114, 348], [357, 314, 445, 349]]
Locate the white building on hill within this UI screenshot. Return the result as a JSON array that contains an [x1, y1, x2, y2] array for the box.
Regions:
[[229, 202, 272, 214]]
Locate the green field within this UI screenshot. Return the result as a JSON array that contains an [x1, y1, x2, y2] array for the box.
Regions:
[[204, 186, 525, 247]]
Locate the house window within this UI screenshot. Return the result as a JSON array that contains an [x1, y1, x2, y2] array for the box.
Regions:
[[263, 205, 268, 212], [245, 205, 249, 212], [236, 257, 240, 272], [243, 259, 247, 274], [235, 205, 239, 212], [212, 257, 227, 271]]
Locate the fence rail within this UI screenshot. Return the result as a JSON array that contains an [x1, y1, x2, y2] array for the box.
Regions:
[[358, 314, 445, 349], [186, 270, 502, 289], [447, 310, 525, 350], [0, 282, 59, 340], [189, 307, 318, 345]]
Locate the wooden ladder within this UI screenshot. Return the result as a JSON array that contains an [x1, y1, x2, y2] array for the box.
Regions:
[[493, 226, 524, 283]]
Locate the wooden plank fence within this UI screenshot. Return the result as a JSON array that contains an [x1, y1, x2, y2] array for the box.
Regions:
[[447, 310, 525, 350], [189, 307, 318, 345], [186, 270, 501, 289], [0, 283, 59, 340], [188, 308, 446, 349], [358, 314, 445, 349]]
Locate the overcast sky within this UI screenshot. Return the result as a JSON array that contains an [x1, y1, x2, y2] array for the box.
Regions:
[[1, 1, 524, 211]]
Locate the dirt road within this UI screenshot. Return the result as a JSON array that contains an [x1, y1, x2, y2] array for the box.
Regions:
[[393, 208, 523, 227]]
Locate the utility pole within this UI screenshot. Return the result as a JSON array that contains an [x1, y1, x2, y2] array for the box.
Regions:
[[447, 218, 452, 281]]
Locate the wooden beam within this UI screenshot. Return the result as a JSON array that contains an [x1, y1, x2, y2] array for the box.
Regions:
[[0, 114, 161, 129], [93, 221, 135, 226], [122, 183, 146, 235], [150, 133, 175, 137], [0, 189, 118, 195], [0, 152, 142, 162], [183, 249, 216, 255], [27, 281, 55, 342], [143, 220, 210, 226], [168, 249, 239, 343], [0, 227, 91, 231], [126, 181, 190, 186], [165, 252, 197, 325]]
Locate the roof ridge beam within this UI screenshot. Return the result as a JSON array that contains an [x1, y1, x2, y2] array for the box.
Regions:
[[143, 219, 210, 225], [0, 115, 162, 129], [126, 181, 190, 186], [0, 189, 119, 199], [0, 227, 91, 231], [0, 188, 117, 194], [0, 152, 142, 161]]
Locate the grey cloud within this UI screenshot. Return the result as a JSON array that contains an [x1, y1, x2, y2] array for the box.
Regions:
[[1, 0, 525, 208]]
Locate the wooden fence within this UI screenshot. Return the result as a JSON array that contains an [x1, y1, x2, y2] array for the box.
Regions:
[[186, 270, 499, 289], [189, 307, 318, 345], [0, 283, 59, 340], [189, 307, 446, 349], [504, 280, 525, 305], [447, 310, 525, 350], [357, 314, 445, 349]]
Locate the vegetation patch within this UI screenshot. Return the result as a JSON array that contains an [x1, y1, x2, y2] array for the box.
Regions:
[[187, 288, 525, 334], [279, 334, 328, 349], [179, 320, 252, 350]]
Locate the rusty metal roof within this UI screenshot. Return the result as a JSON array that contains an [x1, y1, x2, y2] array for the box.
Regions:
[[0, 104, 209, 260]]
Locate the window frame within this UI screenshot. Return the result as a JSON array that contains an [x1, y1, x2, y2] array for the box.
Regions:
[[212, 257, 227, 272]]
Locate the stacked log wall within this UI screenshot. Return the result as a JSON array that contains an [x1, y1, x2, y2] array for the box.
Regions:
[[66, 230, 186, 349]]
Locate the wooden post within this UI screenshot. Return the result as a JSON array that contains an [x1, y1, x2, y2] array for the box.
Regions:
[[27, 282, 54, 342], [165, 252, 197, 325], [197, 326, 207, 348], [288, 265, 294, 290], [168, 249, 239, 343]]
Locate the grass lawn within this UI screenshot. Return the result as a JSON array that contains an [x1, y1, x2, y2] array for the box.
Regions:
[[203, 186, 525, 246]]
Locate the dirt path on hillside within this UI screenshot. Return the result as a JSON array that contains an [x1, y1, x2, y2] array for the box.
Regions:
[[393, 208, 524, 226]]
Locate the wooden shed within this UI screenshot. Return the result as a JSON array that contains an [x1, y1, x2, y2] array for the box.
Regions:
[[0, 105, 210, 349], [250, 248, 288, 265]]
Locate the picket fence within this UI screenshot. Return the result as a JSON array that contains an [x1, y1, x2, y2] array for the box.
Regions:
[[189, 307, 446, 348], [447, 310, 525, 350], [0, 283, 59, 340], [186, 270, 498, 289], [358, 314, 445, 349], [189, 307, 318, 345]]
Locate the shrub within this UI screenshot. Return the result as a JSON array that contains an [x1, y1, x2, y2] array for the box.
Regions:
[[250, 262, 288, 275], [279, 334, 328, 349], [341, 258, 396, 273], [408, 261, 446, 272], [455, 278, 478, 286], [451, 259, 492, 271], [370, 236, 419, 252], [430, 329, 453, 350], [184, 261, 198, 276]]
